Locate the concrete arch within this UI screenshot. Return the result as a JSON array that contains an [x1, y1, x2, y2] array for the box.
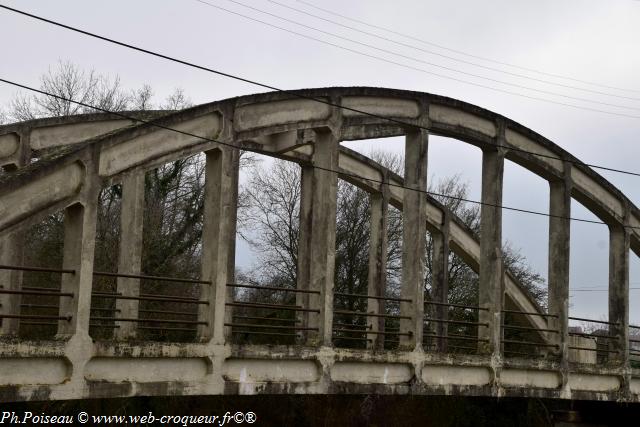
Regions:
[[0, 91, 548, 334], [2, 87, 637, 245]]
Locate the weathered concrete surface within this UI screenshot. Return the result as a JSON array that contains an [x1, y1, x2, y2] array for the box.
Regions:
[[569, 335, 597, 364], [478, 147, 505, 356], [400, 129, 428, 349], [115, 172, 145, 339], [431, 221, 450, 352], [1, 86, 639, 403], [198, 147, 239, 343], [367, 180, 389, 350], [307, 129, 339, 346], [549, 165, 572, 366]]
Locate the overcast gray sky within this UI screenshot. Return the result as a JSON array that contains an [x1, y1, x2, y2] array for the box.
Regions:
[[1, 0, 639, 323]]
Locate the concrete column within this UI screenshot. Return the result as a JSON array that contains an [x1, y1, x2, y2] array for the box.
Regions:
[[306, 128, 339, 346], [198, 147, 239, 343], [296, 165, 313, 342], [0, 139, 29, 336], [0, 230, 23, 335], [431, 215, 450, 353], [115, 173, 145, 340], [367, 178, 389, 350], [58, 201, 98, 337], [548, 164, 571, 365], [609, 220, 630, 366], [478, 148, 505, 356], [400, 129, 428, 349]]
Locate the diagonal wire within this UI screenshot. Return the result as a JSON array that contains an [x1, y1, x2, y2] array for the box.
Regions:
[[296, 0, 640, 94], [263, 0, 640, 102], [193, 0, 640, 112], [2, 4, 640, 180]]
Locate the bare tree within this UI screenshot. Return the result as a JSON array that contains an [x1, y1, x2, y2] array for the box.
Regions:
[[238, 160, 301, 288], [4, 60, 192, 123], [5, 61, 202, 340], [130, 84, 154, 111], [9, 61, 130, 121], [162, 88, 193, 110]]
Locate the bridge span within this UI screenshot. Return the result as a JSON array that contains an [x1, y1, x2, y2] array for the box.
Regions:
[[0, 87, 638, 403]]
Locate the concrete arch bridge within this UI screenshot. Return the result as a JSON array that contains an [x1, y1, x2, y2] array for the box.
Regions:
[[0, 87, 638, 403]]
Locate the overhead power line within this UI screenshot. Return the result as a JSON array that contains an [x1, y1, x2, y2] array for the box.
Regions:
[[193, 0, 640, 113], [1, 76, 638, 233], [2, 1, 639, 123], [266, 0, 639, 102], [296, 0, 640, 95], [3, 4, 640, 180]]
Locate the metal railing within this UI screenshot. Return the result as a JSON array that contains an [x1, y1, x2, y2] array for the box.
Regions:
[[225, 283, 318, 343]]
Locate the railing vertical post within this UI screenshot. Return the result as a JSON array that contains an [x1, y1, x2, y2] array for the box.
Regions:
[[58, 200, 98, 337], [478, 145, 505, 357], [432, 215, 450, 353], [115, 172, 145, 339], [400, 128, 428, 350], [306, 128, 339, 346], [609, 209, 630, 366], [367, 174, 389, 350], [548, 162, 571, 365], [198, 146, 239, 343]]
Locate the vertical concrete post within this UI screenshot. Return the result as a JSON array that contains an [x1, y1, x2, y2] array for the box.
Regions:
[[58, 200, 98, 337], [296, 165, 314, 343], [548, 164, 571, 365], [478, 148, 505, 356], [0, 135, 30, 336], [0, 230, 23, 335], [115, 173, 145, 339], [609, 217, 630, 366], [198, 147, 239, 343], [307, 128, 339, 346], [400, 129, 428, 349], [431, 215, 450, 353], [367, 177, 389, 350]]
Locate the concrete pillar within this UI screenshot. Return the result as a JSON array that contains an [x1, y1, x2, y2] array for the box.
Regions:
[[58, 201, 98, 337], [431, 215, 450, 353], [367, 177, 389, 350], [609, 220, 630, 366], [478, 148, 505, 356], [400, 129, 428, 349], [0, 230, 23, 335], [0, 138, 29, 336], [115, 173, 145, 340], [198, 147, 239, 343], [306, 128, 339, 346], [296, 165, 313, 342], [548, 164, 571, 365]]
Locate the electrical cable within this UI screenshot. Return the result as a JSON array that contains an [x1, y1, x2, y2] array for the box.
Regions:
[[296, 0, 640, 94], [263, 0, 640, 102], [2, 3, 640, 180], [193, 0, 640, 111]]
